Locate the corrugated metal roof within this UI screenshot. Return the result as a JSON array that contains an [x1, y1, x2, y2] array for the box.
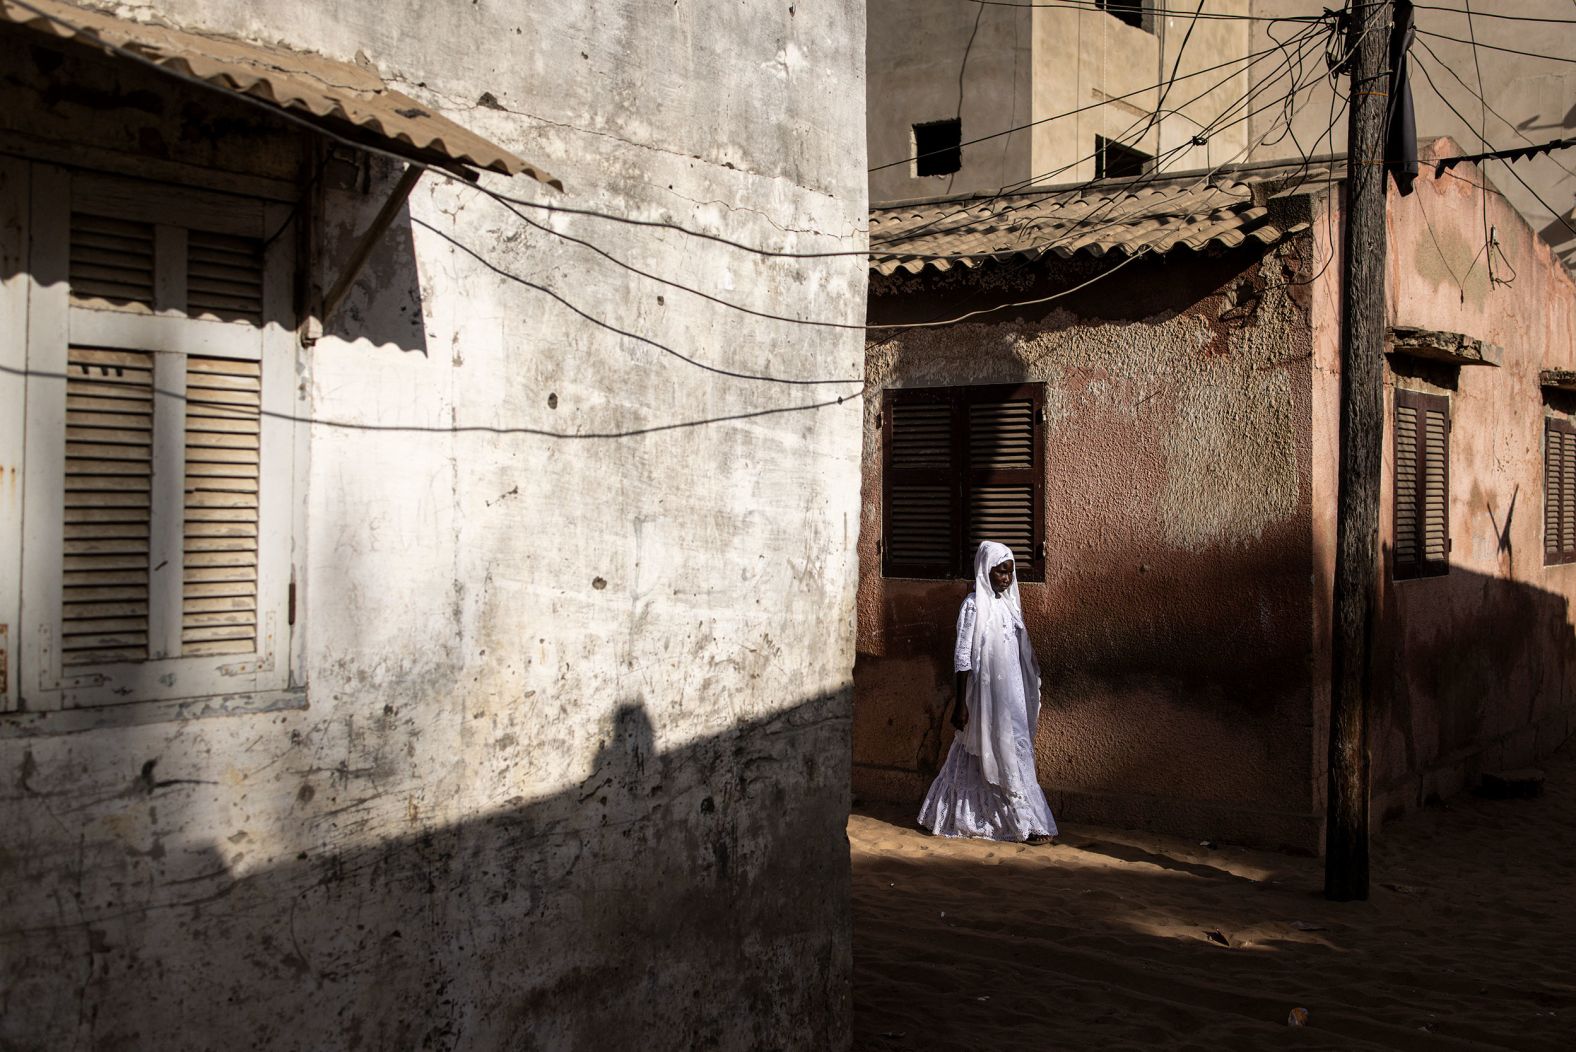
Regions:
[[0, 0, 561, 187], [869, 164, 1333, 275]]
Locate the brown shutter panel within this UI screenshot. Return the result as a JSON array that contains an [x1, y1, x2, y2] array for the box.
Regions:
[[963, 384, 1044, 581], [1394, 390, 1449, 579], [1562, 429, 1576, 560], [62, 348, 154, 665], [182, 357, 262, 656], [883, 390, 960, 578], [1545, 421, 1561, 560], [1394, 400, 1420, 573], [1421, 403, 1449, 568]]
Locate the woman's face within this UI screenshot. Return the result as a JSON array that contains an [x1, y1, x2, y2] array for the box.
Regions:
[[989, 560, 1014, 595]]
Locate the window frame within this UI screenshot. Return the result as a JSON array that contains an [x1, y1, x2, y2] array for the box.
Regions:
[[1392, 387, 1451, 581], [12, 165, 301, 712], [1544, 416, 1576, 565], [880, 382, 1046, 583]]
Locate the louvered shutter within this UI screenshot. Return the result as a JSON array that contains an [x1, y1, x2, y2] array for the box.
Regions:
[[69, 213, 156, 310], [61, 348, 154, 664], [187, 230, 265, 323], [964, 391, 1041, 579], [1394, 390, 1449, 579], [883, 391, 959, 578], [183, 357, 261, 656], [882, 383, 1045, 580], [1563, 430, 1576, 560], [1544, 420, 1576, 564]]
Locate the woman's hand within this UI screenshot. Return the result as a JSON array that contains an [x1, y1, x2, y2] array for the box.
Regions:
[[950, 698, 968, 731]]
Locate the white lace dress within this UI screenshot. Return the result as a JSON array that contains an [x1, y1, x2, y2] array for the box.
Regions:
[[918, 594, 1058, 841]]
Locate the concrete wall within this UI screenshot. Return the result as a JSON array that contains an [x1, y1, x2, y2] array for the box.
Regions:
[[1248, 0, 1576, 269], [857, 235, 1324, 852], [866, 0, 1033, 203], [0, 1, 866, 1048], [1308, 142, 1576, 825], [867, 0, 1252, 204]]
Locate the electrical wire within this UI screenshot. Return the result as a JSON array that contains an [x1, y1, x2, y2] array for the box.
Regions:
[[1411, 52, 1576, 246], [1413, 30, 1576, 64]]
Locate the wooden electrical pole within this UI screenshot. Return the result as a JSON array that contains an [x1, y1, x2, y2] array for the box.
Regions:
[[1325, 0, 1394, 902]]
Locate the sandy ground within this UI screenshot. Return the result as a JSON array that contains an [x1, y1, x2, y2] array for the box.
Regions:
[[851, 747, 1575, 1051]]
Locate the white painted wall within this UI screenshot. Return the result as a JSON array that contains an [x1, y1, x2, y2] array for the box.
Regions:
[[0, 1, 866, 1047]]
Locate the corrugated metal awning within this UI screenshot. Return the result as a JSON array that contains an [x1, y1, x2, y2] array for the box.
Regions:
[[0, 0, 560, 187], [869, 163, 1332, 275]]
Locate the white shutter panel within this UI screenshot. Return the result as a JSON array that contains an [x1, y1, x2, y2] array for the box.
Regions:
[[62, 348, 154, 665], [69, 213, 155, 310], [187, 230, 265, 323], [182, 356, 262, 657]]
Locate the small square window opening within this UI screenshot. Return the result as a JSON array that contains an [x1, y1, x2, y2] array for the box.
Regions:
[[913, 119, 962, 177], [1098, 0, 1150, 31], [1095, 135, 1152, 180]]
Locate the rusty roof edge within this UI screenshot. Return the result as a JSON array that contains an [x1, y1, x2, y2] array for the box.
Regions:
[[870, 153, 1351, 212], [0, 0, 561, 188]]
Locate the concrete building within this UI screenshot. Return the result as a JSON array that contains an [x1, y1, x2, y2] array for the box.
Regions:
[[0, 1, 865, 1048], [854, 141, 1576, 851], [869, 2, 1573, 264], [867, 0, 1254, 205]]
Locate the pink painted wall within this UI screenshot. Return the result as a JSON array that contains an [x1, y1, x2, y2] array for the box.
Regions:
[[1312, 140, 1576, 825]]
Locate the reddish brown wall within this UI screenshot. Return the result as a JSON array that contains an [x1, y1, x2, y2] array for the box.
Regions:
[[1310, 141, 1576, 826], [856, 240, 1325, 851]]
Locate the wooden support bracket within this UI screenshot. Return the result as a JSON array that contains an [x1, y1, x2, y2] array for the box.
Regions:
[[321, 164, 423, 321]]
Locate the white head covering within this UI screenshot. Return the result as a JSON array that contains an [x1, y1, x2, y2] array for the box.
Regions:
[[962, 541, 1042, 792]]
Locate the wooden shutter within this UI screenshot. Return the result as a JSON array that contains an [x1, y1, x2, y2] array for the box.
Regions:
[[1545, 419, 1576, 565], [881, 383, 1045, 580], [1394, 389, 1449, 579], [182, 357, 261, 656], [69, 213, 156, 310], [61, 348, 154, 665], [964, 390, 1042, 580], [883, 391, 959, 578], [187, 230, 265, 323]]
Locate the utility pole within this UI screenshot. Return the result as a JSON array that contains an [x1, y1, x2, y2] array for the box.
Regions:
[[1326, 0, 1395, 902]]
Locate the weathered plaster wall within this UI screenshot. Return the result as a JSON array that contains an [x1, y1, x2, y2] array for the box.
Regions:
[[1309, 143, 1576, 826], [1, 1, 866, 1048], [856, 239, 1323, 851]]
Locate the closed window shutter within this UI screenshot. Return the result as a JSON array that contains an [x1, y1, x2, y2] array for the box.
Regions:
[[1544, 421, 1561, 560], [61, 348, 154, 665], [965, 395, 1038, 576], [1394, 390, 1449, 579], [182, 357, 262, 656], [883, 395, 958, 577], [187, 230, 265, 323], [69, 213, 155, 310], [1545, 420, 1576, 564], [1563, 430, 1576, 557], [882, 384, 1045, 580]]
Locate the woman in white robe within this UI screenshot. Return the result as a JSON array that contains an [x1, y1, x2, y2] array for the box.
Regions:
[[918, 540, 1058, 843]]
